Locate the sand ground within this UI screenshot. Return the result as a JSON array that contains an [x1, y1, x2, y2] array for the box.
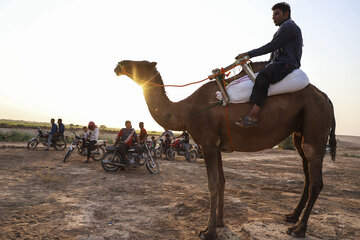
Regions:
[[0, 140, 359, 239]]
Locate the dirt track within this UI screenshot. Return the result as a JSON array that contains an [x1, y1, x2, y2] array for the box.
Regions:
[[0, 146, 359, 240]]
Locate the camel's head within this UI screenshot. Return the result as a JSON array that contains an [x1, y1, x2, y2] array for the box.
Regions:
[[114, 60, 158, 85]]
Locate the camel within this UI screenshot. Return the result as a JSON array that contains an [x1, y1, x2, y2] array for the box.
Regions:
[[114, 60, 336, 239]]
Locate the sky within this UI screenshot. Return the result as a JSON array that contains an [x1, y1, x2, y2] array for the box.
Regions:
[[1, 0, 360, 136]]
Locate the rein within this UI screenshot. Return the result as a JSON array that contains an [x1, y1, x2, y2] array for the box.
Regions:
[[119, 59, 250, 88], [119, 60, 252, 151]]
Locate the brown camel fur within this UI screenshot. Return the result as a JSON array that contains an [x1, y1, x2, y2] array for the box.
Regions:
[[114, 60, 337, 239]]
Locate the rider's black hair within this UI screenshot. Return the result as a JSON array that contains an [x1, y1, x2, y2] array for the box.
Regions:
[[125, 120, 131, 125], [272, 2, 291, 18], [58, 118, 62, 123]]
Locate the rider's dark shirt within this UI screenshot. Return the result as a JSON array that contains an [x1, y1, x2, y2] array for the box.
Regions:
[[58, 123, 65, 134], [248, 19, 303, 68], [118, 128, 138, 146], [49, 123, 58, 135]]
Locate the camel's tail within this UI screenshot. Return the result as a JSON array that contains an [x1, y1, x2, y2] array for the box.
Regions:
[[328, 99, 337, 161]]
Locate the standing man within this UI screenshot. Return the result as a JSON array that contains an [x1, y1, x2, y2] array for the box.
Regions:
[[46, 118, 57, 150], [180, 131, 190, 161], [235, 2, 303, 127], [139, 122, 148, 144]]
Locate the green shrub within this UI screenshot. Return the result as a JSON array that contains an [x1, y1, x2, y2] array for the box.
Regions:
[[278, 135, 295, 150], [0, 130, 33, 142], [99, 135, 115, 144]]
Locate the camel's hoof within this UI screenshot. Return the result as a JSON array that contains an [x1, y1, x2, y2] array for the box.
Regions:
[[282, 213, 299, 223], [198, 228, 218, 240], [216, 219, 225, 228], [286, 225, 306, 238]]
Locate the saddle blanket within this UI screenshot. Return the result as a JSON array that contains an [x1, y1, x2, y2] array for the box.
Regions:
[[215, 69, 310, 103]]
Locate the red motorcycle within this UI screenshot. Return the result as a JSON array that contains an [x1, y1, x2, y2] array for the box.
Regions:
[[165, 137, 198, 163]]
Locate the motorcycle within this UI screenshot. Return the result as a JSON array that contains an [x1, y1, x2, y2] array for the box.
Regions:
[[27, 128, 67, 151], [101, 141, 159, 174], [193, 143, 203, 159], [154, 138, 165, 159], [166, 137, 198, 163], [63, 132, 106, 162]]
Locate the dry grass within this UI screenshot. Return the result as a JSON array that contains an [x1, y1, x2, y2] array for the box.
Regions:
[[35, 170, 62, 183]]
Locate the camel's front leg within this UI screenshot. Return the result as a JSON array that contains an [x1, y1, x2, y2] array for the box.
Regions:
[[199, 146, 220, 240], [217, 150, 225, 227]]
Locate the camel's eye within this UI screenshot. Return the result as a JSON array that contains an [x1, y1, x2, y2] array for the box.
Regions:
[[119, 64, 125, 72]]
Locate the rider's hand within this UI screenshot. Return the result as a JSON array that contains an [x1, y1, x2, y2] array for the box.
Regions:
[[212, 68, 220, 74], [235, 52, 249, 60]]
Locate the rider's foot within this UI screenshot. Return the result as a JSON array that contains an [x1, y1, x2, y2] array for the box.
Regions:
[[45, 148, 49, 151], [83, 159, 90, 163]]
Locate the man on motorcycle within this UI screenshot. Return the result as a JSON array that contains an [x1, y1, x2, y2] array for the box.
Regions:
[[53, 118, 65, 145], [46, 118, 57, 150], [139, 122, 148, 144], [159, 129, 174, 140], [114, 120, 141, 165], [58, 118, 65, 136], [163, 134, 171, 154], [85, 121, 99, 163]]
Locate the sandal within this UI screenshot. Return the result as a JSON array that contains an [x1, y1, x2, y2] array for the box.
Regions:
[[235, 116, 259, 128]]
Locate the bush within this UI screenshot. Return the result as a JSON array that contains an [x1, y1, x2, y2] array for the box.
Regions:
[[99, 135, 115, 144], [278, 135, 295, 150], [0, 130, 33, 142]]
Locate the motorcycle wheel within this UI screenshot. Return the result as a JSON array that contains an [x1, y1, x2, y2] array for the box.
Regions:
[[63, 148, 73, 162], [101, 153, 121, 172], [91, 146, 105, 161], [54, 137, 67, 151], [27, 139, 39, 150], [145, 156, 159, 174], [154, 147, 162, 159], [187, 150, 197, 163], [166, 147, 175, 161]]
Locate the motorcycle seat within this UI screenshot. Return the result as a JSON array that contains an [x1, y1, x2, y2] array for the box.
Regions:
[[95, 140, 106, 145]]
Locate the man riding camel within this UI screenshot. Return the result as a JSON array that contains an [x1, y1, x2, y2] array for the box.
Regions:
[[235, 2, 303, 128]]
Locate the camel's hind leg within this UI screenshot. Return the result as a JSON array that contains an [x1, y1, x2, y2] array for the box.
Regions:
[[283, 132, 310, 223], [287, 137, 326, 238]]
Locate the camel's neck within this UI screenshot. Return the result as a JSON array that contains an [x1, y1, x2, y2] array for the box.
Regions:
[[137, 73, 189, 131]]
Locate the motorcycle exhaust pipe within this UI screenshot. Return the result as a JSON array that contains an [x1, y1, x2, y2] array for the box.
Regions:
[[102, 160, 127, 167]]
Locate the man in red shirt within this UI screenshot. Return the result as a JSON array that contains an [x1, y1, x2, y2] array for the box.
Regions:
[[115, 120, 140, 164], [139, 122, 148, 144]]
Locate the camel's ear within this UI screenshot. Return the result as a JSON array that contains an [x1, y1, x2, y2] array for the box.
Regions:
[[150, 62, 157, 68]]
